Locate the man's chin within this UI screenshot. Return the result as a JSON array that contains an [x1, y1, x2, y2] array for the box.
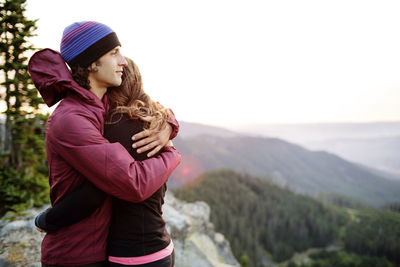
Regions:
[[108, 80, 122, 88]]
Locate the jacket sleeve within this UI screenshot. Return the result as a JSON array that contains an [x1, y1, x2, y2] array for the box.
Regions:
[[154, 101, 179, 140], [167, 108, 179, 140], [48, 111, 181, 202]]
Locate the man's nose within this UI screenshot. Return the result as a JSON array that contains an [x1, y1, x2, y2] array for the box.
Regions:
[[119, 55, 128, 67]]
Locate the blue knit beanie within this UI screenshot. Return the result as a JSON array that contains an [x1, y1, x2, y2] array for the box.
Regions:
[[60, 21, 121, 67]]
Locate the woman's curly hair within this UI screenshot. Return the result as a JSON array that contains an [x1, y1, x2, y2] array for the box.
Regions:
[[106, 57, 171, 131]]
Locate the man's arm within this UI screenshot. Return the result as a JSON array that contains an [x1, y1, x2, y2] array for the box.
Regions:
[[49, 112, 180, 203], [36, 116, 173, 232]]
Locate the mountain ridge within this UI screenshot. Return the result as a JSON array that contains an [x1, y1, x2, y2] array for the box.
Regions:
[[171, 122, 400, 207]]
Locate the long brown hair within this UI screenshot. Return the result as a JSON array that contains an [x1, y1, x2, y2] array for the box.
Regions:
[[106, 57, 171, 131]]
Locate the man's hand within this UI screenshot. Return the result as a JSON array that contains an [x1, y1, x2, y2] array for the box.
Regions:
[[132, 116, 173, 157]]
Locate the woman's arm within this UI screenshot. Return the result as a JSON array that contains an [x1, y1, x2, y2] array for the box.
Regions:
[[35, 179, 106, 231]]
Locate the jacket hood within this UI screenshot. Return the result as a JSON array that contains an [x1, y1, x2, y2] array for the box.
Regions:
[[28, 48, 102, 108]]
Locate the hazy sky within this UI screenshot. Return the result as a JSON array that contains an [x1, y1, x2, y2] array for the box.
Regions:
[[24, 0, 400, 127]]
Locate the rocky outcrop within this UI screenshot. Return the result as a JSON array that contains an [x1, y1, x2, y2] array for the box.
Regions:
[[164, 192, 239, 267], [0, 207, 44, 267], [0, 192, 239, 267]]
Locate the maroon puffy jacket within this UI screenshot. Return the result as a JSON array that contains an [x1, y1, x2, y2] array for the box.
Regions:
[[28, 48, 181, 266]]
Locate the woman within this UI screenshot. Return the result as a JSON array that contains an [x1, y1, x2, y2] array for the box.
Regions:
[[35, 58, 176, 267]]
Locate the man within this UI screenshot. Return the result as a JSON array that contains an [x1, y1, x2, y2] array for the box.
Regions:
[[28, 21, 181, 267]]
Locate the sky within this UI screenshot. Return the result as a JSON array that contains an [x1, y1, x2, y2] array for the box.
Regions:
[[24, 0, 400, 127]]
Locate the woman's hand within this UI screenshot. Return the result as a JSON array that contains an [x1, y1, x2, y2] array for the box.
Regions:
[[36, 226, 46, 233], [132, 116, 173, 157], [35, 212, 47, 233]]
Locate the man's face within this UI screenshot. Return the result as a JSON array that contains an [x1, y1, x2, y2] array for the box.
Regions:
[[89, 46, 127, 88]]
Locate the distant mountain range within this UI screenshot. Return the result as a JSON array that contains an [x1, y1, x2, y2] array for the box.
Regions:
[[170, 121, 400, 207], [232, 121, 400, 143], [305, 136, 400, 177], [178, 121, 240, 138], [231, 121, 400, 176]]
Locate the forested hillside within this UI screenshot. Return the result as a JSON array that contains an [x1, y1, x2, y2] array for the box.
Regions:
[[172, 135, 400, 207], [174, 169, 400, 267]]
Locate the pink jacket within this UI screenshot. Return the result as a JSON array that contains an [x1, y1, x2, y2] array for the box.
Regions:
[[28, 48, 181, 266]]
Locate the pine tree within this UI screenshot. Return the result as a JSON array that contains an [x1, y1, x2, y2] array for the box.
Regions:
[[0, 0, 49, 215]]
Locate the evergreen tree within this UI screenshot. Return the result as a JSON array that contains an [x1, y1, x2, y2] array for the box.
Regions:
[[0, 0, 49, 215]]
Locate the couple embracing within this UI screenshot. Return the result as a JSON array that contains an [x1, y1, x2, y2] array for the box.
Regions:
[[28, 21, 181, 267]]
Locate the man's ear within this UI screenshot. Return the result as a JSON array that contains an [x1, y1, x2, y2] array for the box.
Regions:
[[88, 62, 98, 72], [88, 61, 101, 72]]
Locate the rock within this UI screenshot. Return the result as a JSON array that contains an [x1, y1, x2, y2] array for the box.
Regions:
[[0, 207, 47, 267], [0, 220, 34, 236], [164, 192, 240, 267], [214, 233, 225, 244], [163, 203, 192, 239], [0, 257, 15, 267]]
